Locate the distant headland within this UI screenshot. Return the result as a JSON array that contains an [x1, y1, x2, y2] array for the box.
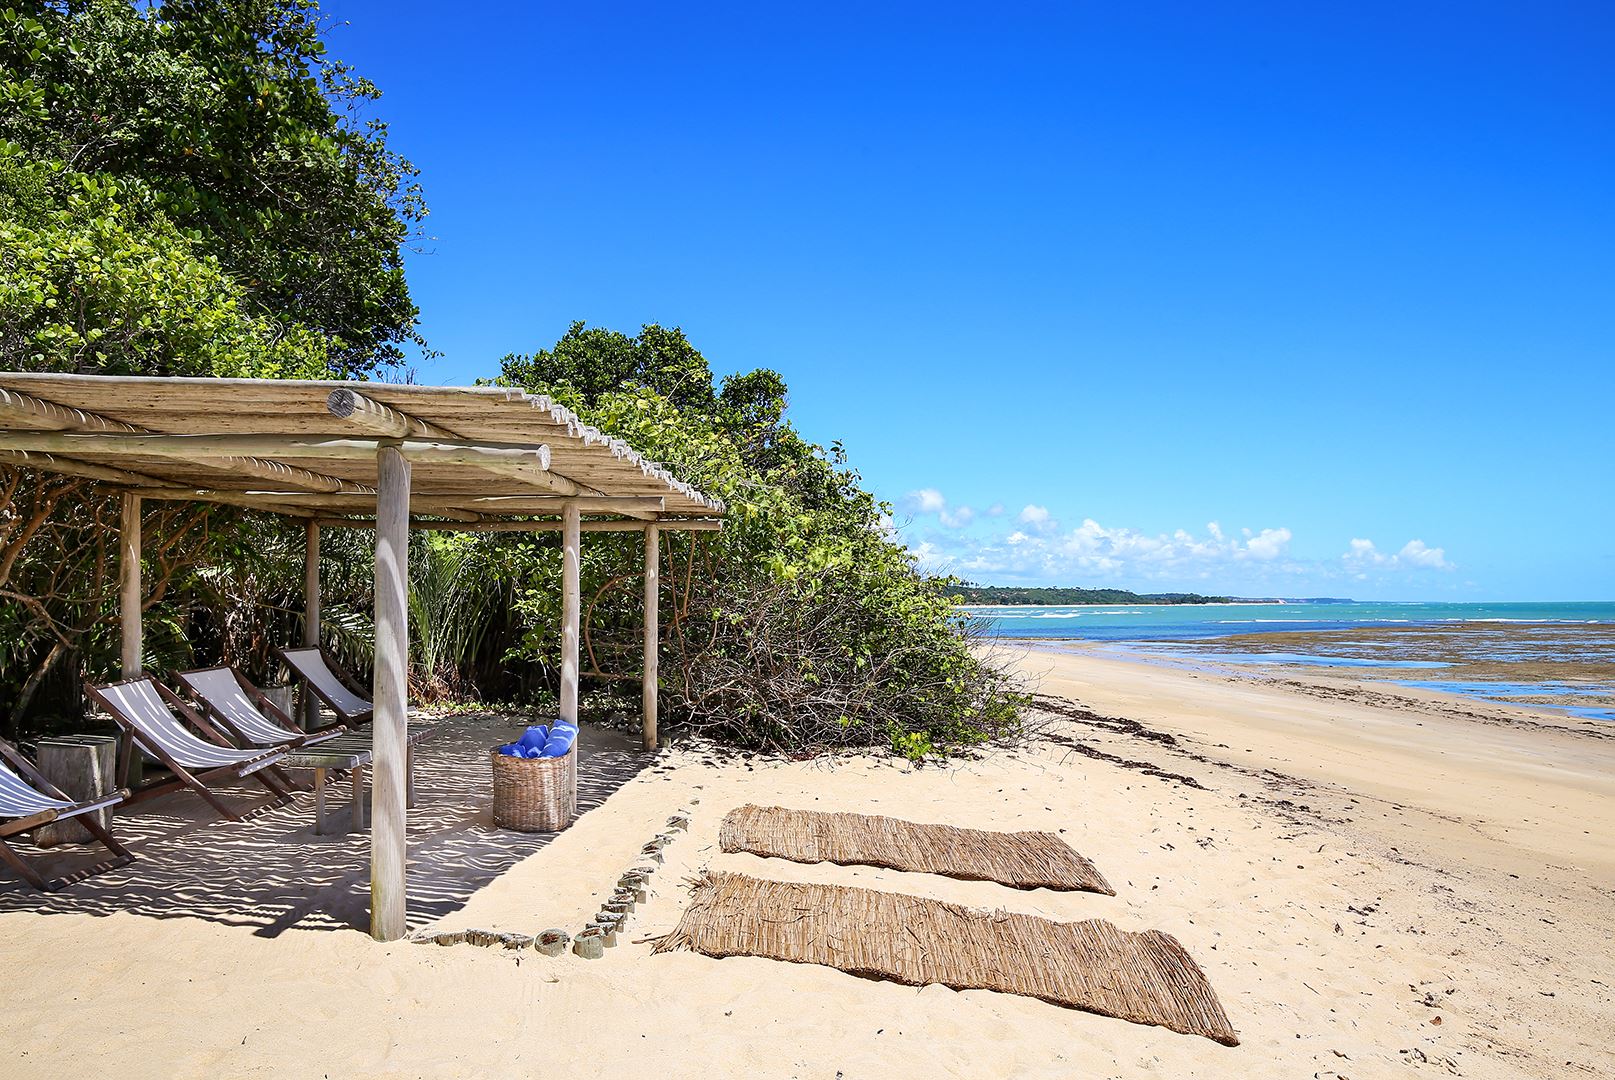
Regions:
[[945, 585, 1355, 606]]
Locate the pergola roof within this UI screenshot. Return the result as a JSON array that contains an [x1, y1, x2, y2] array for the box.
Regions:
[[0, 372, 723, 523]]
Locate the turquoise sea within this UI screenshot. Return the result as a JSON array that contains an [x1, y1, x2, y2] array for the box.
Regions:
[[967, 600, 1615, 721], [964, 600, 1615, 640]]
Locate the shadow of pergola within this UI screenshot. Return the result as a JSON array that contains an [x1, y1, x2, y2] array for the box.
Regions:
[[0, 715, 653, 936]]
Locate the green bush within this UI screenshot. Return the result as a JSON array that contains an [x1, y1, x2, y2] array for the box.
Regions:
[[496, 324, 1023, 759]]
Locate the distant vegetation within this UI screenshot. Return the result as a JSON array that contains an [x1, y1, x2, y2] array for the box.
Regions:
[[945, 585, 1232, 606]]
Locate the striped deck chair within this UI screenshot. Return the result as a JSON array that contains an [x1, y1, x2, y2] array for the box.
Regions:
[[177, 666, 346, 750], [87, 677, 296, 822], [275, 645, 373, 727], [0, 740, 133, 891]]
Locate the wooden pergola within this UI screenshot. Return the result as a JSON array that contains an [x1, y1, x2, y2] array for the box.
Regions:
[[0, 372, 723, 940]]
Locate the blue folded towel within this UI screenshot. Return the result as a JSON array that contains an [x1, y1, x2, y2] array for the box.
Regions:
[[518, 724, 550, 749], [522, 745, 545, 758], [541, 725, 576, 757], [496, 742, 521, 757]]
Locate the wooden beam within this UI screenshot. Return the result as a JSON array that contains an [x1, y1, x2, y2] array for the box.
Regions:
[[394, 513, 723, 529], [0, 432, 572, 495], [326, 388, 460, 440], [370, 446, 410, 942], [301, 521, 321, 730], [446, 495, 665, 515], [643, 523, 659, 752], [560, 502, 580, 730], [0, 449, 170, 489], [119, 493, 141, 677], [0, 389, 375, 496], [136, 487, 477, 521]]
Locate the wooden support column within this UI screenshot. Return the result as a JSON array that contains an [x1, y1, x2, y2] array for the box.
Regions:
[[118, 493, 141, 677], [560, 502, 581, 728], [642, 524, 659, 751], [370, 447, 410, 942], [301, 521, 321, 730]]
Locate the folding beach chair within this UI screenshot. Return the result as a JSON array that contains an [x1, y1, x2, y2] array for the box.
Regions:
[[87, 677, 296, 822], [0, 740, 133, 891], [275, 645, 373, 727], [177, 666, 346, 750]]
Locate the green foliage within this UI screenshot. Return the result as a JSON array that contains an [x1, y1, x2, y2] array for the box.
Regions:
[[0, 0, 424, 732], [497, 324, 1023, 759], [0, 161, 329, 374], [499, 322, 721, 414], [0, 0, 425, 373]]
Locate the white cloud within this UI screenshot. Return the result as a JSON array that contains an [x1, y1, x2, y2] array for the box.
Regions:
[[939, 505, 975, 529], [1245, 527, 1292, 560], [1342, 537, 1452, 572], [1018, 504, 1050, 525], [1397, 540, 1449, 569], [915, 516, 1299, 583], [906, 488, 946, 513], [986, 503, 1005, 517]]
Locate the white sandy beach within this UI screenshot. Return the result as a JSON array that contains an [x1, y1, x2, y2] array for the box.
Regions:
[[1, 646, 1611, 1079]]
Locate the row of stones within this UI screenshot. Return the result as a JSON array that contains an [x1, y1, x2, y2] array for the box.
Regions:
[[409, 802, 695, 960], [571, 806, 692, 958]]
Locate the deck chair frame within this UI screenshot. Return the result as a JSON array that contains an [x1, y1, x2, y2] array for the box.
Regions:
[[0, 740, 134, 891], [178, 665, 347, 750], [274, 644, 373, 727], [87, 677, 297, 823]]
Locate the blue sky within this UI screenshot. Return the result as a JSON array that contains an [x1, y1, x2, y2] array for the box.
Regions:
[[324, 1, 1613, 600]]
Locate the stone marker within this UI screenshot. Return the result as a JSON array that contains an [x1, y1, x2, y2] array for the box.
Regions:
[[34, 735, 117, 847]]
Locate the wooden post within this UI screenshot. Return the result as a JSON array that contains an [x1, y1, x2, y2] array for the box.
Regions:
[[118, 492, 141, 677], [560, 502, 581, 728], [642, 524, 659, 751], [301, 520, 321, 730], [370, 446, 410, 942]]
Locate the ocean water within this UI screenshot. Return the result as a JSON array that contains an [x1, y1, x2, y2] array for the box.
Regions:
[[968, 600, 1615, 721], [964, 600, 1615, 641]]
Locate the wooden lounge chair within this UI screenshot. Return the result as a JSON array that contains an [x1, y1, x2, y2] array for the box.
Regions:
[[0, 740, 133, 891], [275, 645, 373, 727], [177, 666, 346, 750], [87, 677, 296, 822]]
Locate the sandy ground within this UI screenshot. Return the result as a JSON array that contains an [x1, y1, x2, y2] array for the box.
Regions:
[[1, 649, 1611, 1079]]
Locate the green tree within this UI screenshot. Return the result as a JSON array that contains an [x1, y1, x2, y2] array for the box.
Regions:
[[0, 0, 426, 731], [0, 0, 426, 373], [495, 324, 1023, 759], [500, 322, 720, 414]]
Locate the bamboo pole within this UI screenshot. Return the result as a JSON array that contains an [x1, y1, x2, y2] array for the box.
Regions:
[[301, 521, 321, 730], [642, 524, 659, 751], [0, 390, 374, 495], [325, 388, 460, 440], [313, 517, 722, 533], [561, 502, 581, 729], [370, 447, 411, 942], [118, 493, 141, 677]]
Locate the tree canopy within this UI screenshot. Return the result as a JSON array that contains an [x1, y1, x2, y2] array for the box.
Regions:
[[496, 324, 1022, 759], [0, 0, 426, 374]]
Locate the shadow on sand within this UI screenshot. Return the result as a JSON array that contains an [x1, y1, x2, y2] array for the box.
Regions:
[[0, 716, 653, 936]]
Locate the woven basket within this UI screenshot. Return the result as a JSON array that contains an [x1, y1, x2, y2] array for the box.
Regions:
[[490, 746, 577, 832]]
